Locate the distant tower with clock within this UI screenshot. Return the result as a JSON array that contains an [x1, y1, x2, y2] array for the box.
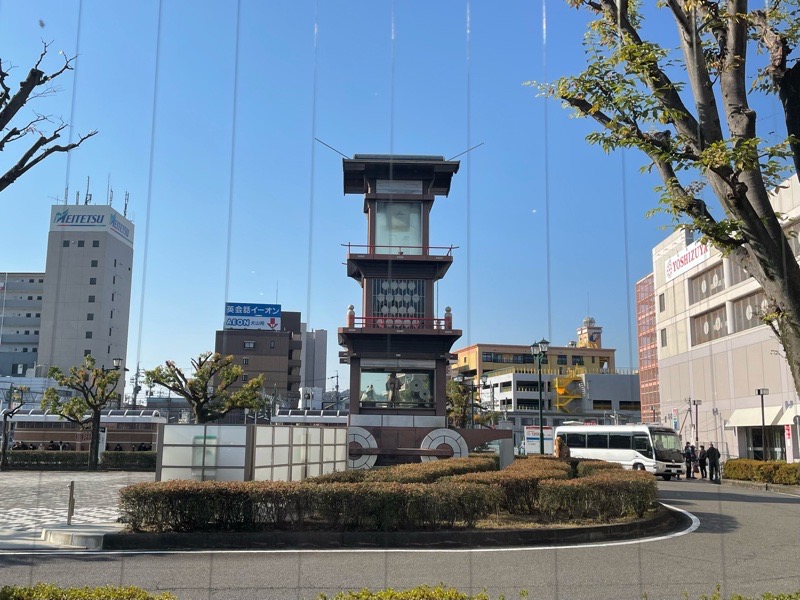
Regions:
[[338, 154, 511, 468]]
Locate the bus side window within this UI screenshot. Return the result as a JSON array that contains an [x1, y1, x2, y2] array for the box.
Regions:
[[565, 432, 585, 447], [633, 434, 652, 458]]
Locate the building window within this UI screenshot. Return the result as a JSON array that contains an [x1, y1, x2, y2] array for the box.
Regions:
[[689, 263, 725, 304], [91, 260, 98, 267], [85, 331, 93, 339], [25, 313, 31, 318], [84, 350, 91, 357], [660, 329, 667, 347], [87, 313, 94, 320], [108, 328, 112, 336], [28, 278, 34, 283], [729, 259, 751, 286], [107, 345, 111, 354], [691, 305, 728, 345], [78, 240, 85, 248], [22, 348, 28, 352], [35, 312, 40, 317], [88, 295, 95, 303], [242, 374, 249, 382], [92, 240, 99, 248], [557, 354, 567, 365], [270, 341, 275, 349], [111, 293, 115, 301], [732, 290, 767, 333], [114, 259, 117, 267], [32, 348, 37, 353], [38, 279, 43, 283], [62, 240, 69, 248], [243, 357, 249, 366], [110, 310, 113, 319], [27, 296, 32, 300], [572, 355, 584, 366], [658, 293, 665, 312], [243, 341, 255, 349], [113, 276, 116, 284], [89, 278, 97, 285], [36, 296, 41, 300]]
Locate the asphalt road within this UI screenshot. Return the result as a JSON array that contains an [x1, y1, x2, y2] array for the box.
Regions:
[[1, 480, 799, 600]]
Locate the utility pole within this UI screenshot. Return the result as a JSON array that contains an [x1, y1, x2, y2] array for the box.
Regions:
[[130, 362, 143, 409], [334, 370, 340, 410]]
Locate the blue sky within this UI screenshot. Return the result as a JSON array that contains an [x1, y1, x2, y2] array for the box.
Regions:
[[2, 0, 771, 393]]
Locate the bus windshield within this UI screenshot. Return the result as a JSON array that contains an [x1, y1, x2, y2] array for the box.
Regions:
[[651, 431, 682, 451]]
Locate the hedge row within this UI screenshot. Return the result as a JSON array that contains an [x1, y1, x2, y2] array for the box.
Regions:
[[0, 584, 175, 600], [310, 456, 498, 485], [723, 459, 800, 485], [447, 457, 572, 515], [4, 451, 156, 471], [119, 479, 500, 532], [538, 470, 657, 520]]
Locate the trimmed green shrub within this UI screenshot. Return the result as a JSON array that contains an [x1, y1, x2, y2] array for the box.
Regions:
[[538, 470, 657, 521], [449, 466, 570, 515], [361, 457, 498, 484], [0, 584, 175, 600], [723, 459, 800, 484], [5, 450, 89, 470], [318, 585, 491, 600], [773, 463, 800, 485], [575, 459, 624, 477], [119, 478, 500, 533], [100, 451, 156, 471], [307, 470, 369, 484]]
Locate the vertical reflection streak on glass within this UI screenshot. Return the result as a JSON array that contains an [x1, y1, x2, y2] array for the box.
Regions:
[[306, 0, 319, 327], [224, 0, 243, 304], [465, 0, 472, 345], [542, 0, 552, 341]]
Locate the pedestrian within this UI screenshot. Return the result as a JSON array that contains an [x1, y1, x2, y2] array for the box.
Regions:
[[684, 442, 695, 479], [698, 445, 708, 479], [707, 442, 721, 483]]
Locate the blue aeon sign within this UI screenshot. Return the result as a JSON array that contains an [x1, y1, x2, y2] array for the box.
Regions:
[[224, 303, 282, 331]]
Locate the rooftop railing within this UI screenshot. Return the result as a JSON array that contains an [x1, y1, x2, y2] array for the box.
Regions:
[[348, 316, 450, 330]]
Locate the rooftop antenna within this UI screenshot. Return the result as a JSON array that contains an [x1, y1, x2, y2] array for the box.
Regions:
[[75, 190, 79, 205], [109, 188, 114, 207], [123, 191, 129, 218], [84, 176, 92, 205], [106, 173, 111, 205]]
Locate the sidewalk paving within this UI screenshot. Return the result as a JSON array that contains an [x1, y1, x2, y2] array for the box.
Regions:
[[0, 470, 152, 550]]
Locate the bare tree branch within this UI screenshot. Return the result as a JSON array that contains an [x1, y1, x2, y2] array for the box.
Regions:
[[0, 127, 97, 194]]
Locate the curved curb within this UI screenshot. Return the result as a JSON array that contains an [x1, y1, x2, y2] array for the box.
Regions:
[[102, 503, 692, 551]]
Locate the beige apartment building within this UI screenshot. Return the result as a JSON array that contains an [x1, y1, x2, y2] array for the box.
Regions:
[[653, 176, 800, 461]]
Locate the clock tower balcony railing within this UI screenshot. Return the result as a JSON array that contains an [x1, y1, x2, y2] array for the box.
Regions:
[[347, 315, 450, 331], [343, 243, 457, 258]]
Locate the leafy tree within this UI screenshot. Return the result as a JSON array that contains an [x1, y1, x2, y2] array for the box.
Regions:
[[539, 0, 800, 396], [446, 380, 493, 428], [1, 41, 96, 193], [145, 352, 264, 424], [42, 356, 121, 470]]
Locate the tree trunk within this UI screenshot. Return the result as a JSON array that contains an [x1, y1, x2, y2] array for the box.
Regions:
[[88, 410, 102, 470]]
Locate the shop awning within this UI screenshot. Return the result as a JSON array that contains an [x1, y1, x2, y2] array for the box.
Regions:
[[777, 405, 800, 426], [725, 406, 783, 428]]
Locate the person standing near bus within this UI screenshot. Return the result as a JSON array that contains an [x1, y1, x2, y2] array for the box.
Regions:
[[684, 442, 695, 479], [698, 445, 708, 479], [707, 442, 721, 483]]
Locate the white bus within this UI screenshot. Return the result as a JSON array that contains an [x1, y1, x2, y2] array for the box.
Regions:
[[554, 424, 685, 480]]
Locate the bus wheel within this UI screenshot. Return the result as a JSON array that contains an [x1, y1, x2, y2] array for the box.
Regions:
[[662, 474, 672, 481]]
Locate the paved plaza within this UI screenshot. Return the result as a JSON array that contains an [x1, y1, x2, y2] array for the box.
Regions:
[[0, 471, 153, 532]]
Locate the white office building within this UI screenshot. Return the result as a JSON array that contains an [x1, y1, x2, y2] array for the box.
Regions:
[[653, 176, 800, 462], [37, 204, 134, 377]]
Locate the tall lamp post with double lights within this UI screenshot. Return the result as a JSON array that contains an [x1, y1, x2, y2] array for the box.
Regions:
[[530, 338, 550, 455], [756, 388, 769, 460], [691, 398, 702, 446], [101, 357, 128, 409]]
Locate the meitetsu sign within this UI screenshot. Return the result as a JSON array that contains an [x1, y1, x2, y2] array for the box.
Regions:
[[50, 205, 134, 248], [665, 240, 710, 282], [224, 303, 281, 330]]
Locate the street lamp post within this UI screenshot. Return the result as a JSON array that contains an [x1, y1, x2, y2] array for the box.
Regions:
[[530, 338, 550, 455], [691, 398, 702, 446], [101, 357, 128, 409], [756, 388, 770, 461]]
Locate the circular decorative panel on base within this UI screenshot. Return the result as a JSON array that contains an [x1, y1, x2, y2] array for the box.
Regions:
[[419, 428, 469, 462], [347, 426, 378, 470]]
